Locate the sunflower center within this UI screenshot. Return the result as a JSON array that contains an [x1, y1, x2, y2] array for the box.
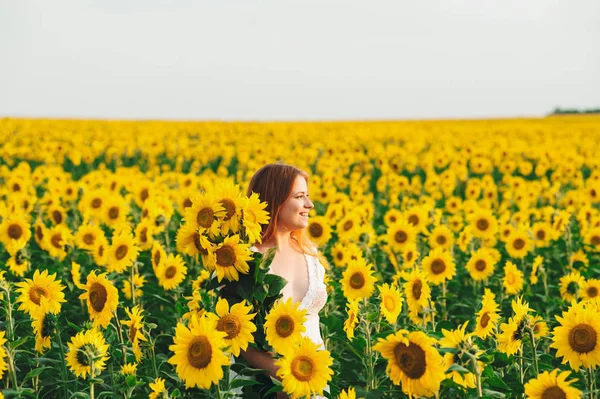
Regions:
[[568, 323, 597, 353], [217, 314, 242, 339], [394, 342, 427, 379], [475, 259, 487, 271], [76, 347, 91, 367], [165, 266, 177, 279], [480, 312, 491, 328], [153, 250, 161, 266], [29, 286, 49, 306], [431, 259, 446, 274], [98, 244, 105, 257], [350, 272, 365, 289], [216, 246, 236, 267], [567, 281, 579, 295], [587, 287, 598, 297], [436, 235, 446, 245], [343, 220, 353, 231], [41, 314, 53, 338], [197, 207, 214, 228], [592, 236, 600, 246], [476, 218, 489, 231], [513, 238, 525, 250], [36, 225, 44, 241], [408, 215, 419, 226], [412, 280, 422, 300], [541, 386, 567, 399], [51, 233, 62, 249], [291, 355, 315, 382], [129, 325, 137, 342], [183, 198, 193, 209], [83, 233, 95, 245], [536, 230, 546, 240], [139, 227, 148, 243], [140, 188, 149, 201], [384, 294, 397, 312], [52, 210, 63, 224], [115, 244, 128, 260], [309, 222, 324, 238], [8, 223, 23, 240], [91, 198, 102, 208], [394, 230, 408, 244], [89, 282, 108, 312], [406, 251, 414, 262], [108, 207, 119, 220], [275, 315, 295, 338], [187, 336, 213, 369], [336, 252, 344, 261], [220, 199, 236, 220]]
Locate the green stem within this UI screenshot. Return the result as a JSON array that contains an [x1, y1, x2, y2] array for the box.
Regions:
[[130, 265, 136, 306], [55, 320, 69, 398], [527, 328, 539, 378], [2, 285, 15, 340], [468, 353, 482, 398], [442, 281, 447, 320], [362, 298, 375, 391], [518, 346, 524, 384], [588, 367, 595, 399], [6, 347, 19, 390], [113, 312, 128, 364]]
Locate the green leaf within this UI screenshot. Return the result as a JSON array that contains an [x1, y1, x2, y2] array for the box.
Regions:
[[125, 374, 137, 387], [446, 363, 470, 374], [9, 336, 29, 349], [70, 393, 91, 399], [229, 378, 262, 389], [239, 367, 272, 376], [265, 274, 288, 296], [482, 388, 506, 398], [23, 366, 51, 381]]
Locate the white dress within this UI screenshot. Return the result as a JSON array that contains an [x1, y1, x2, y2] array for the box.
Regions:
[[249, 245, 330, 398]]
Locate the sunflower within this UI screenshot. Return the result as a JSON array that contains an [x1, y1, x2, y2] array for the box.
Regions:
[[404, 206, 429, 234], [92, 236, 109, 267], [421, 247, 456, 285], [530, 255, 544, 285], [570, 250, 589, 269], [401, 242, 419, 269], [559, 272, 585, 303], [505, 229, 532, 259], [341, 259, 377, 301], [107, 232, 139, 273], [503, 261, 524, 295], [386, 219, 417, 252], [134, 219, 156, 251], [581, 278, 600, 301], [524, 369, 582, 399], [338, 387, 359, 399], [168, 314, 230, 389], [5, 240, 30, 276], [336, 213, 363, 242], [74, 223, 105, 251], [156, 253, 188, 290], [120, 363, 137, 376], [465, 247, 496, 281], [207, 234, 253, 282], [378, 283, 403, 324], [306, 216, 333, 246], [151, 242, 167, 271], [474, 289, 501, 339], [79, 188, 109, 219], [584, 226, 600, 250], [184, 192, 225, 238], [373, 330, 445, 397], [46, 204, 67, 226], [15, 269, 66, 315], [264, 297, 307, 355], [79, 271, 119, 328], [384, 208, 404, 226], [497, 297, 532, 356], [101, 196, 129, 227], [208, 298, 257, 357], [32, 309, 54, 353], [65, 329, 110, 379], [529, 315, 549, 340], [440, 321, 478, 389], [122, 306, 148, 362], [175, 221, 212, 262], [0, 331, 7, 380], [241, 192, 270, 244], [531, 221, 553, 248], [275, 337, 334, 399], [149, 377, 168, 399], [0, 214, 31, 250], [122, 273, 145, 301], [469, 209, 498, 240], [550, 303, 600, 370], [41, 224, 73, 261], [343, 299, 360, 341], [403, 269, 431, 310], [33, 220, 47, 248], [214, 179, 245, 236], [427, 224, 454, 250]]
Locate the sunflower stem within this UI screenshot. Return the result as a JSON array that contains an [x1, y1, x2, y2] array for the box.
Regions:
[[113, 312, 128, 364], [518, 346, 524, 384], [130, 265, 136, 306], [526, 327, 539, 378], [468, 352, 482, 398], [362, 298, 375, 391], [54, 319, 69, 398], [588, 366, 595, 399], [6, 346, 19, 390], [2, 283, 15, 340], [441, 281, 447, 320]]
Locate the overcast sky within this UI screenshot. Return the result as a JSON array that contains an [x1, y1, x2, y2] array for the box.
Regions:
[[1, 0, 599, 121]]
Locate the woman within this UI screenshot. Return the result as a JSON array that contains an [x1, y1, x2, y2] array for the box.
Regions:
[[240, 162, 329, 399]]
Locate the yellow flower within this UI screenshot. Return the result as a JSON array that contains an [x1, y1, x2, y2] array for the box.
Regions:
[[120, 362, 137, 376], [150, 242, 167, 271], [0, 214, 32, 250], [79, 271, 119, 328], [404, 206, 429, 234], [468, 208, 498, 240], [207, 234, 253, 282], [121, 273, 145, 300], [107, 231, 139, 273], [524, 369, 582, 399], [503, 261, 524, 295], [0, 331, 6, 380], [581, 278, 600, 301], [209, 298, 257, 357], [241, 192, 270, 244], [31, 309, 54, 353], [149, 377, 167, 399], [74, 223, 105, 251], [134, 219, 156, 251], [559, 271, 585, 303], [531, 221, 553, 248], [343, 299, 360, 341], [184, 192, 226, 238], [403, 269, 431, 310], [465, 247, 496, 281], [378, 283, 403, 324], [338, 387, 359, 399], [550, 303, 600, 370], [155, 253, 188, 290], [5, 240, 30, 277], [505, 229, 532, 259], [168, 314, 230, 389], [386, 219, 417, 252], [421, 247, 456, 285], [275, 337, 334, 399], [264, 297, 307, 355], [584, 226, 600, 250], [440, 321, 478, 389], [306, 215, 333, 246], [122, 306, 148, 362], [214, 179, 245, 236], [65, 329, 110, 379], [474, 289, 500, 339], [427, 224, 454, 250], [530, 255, 544, 285], [341, 259, 377, 300], [497, 297, 532, 356], [41, 224, 73, 261], [373, 330, 445, 397], [15, 269, 66, 315]]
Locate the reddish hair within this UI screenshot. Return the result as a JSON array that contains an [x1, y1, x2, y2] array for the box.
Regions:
[[247, 162, 317, 256]]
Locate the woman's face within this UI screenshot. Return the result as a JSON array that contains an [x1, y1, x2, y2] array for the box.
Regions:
[[278, 175, 314, 232]]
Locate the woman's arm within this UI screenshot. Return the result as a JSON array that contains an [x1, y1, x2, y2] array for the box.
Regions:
[[239, 348, 289, 399]]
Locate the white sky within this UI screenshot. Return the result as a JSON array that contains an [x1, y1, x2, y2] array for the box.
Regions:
[[1, 0, 599, 120]]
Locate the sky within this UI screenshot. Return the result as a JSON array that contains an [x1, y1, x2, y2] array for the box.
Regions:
[[1, 0, 599, 121]]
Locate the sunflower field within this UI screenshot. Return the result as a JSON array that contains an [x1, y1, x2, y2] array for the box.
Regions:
[[1, 116, 600, 399]]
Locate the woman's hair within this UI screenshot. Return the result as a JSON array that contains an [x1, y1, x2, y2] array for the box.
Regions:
[[247, 162, 317, 256]]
